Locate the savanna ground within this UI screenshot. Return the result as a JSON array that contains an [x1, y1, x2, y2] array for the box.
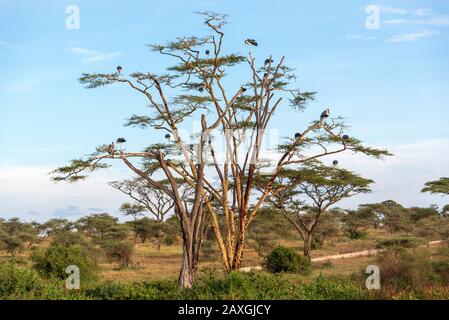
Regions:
[[2, 224, 449, 300]]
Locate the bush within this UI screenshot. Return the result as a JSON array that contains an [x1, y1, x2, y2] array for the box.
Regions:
[[86, 271, 371, 300], [296, 275, 370, 300], [103, 241, 134, 268], [348, 230, 367, 240], [376, 247, 436, 290], [376, 236, 422, 249], [2, 236, 24, 256], [86, 279, 181, 300], [0, 261, 42, 299], [186, 271, 298, 300], [265, 246, 311, 274], [31, 243, 98, 284]]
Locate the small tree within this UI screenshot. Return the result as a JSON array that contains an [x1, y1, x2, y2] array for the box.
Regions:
[[422, 177, 449, 195], [342, 209, 372, 239], [130, 217, 168, 250], [119, 203, 147, 221], [265, 162, 373, 259], [103, 241, 134, 268], [111, 177, 190, 222], [362, 200, 412, 233]]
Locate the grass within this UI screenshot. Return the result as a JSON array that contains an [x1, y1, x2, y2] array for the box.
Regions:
[[0, 228, 442, 286]]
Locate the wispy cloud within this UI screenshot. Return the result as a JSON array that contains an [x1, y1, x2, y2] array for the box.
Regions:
[[346, 34, 376, 40], [381, 6, 432, 17], [380, 6, 449, 27], [385, 17, 449, 27], [67, 47, 121, 63], [388, 30, 437, 43]]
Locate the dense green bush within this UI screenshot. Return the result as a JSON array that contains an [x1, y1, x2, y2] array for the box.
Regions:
[[103, 241, 134, 267], [31, 243, 98, 284], [0, 261, 42, 298], [86, 271, 370, 300], [296, 275, 370, 300], [265, 246, 311, 274]]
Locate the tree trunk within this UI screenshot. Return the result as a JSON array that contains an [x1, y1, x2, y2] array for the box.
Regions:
[[303, 234, 313, 260], [178, 243, 197, 289]]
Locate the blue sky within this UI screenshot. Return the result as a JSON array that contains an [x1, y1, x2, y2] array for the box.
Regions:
[[0, 0, 448, 221]]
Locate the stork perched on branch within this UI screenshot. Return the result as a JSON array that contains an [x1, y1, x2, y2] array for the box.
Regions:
[[106, 142, 115, 155], [320, 108, 330, 122]]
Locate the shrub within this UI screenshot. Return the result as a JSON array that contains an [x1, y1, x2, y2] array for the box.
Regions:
[[376, 247, 436, 290], [348, 230, 367, 240], [265, 246, 311, 274], [31, 243, 97, 284], [376, 236, 422, 249], [103, 241, 134, 268], [296, 275, 370, 300], [2, 236, 24, 256], [185, 270, 297, 300], [0, 261, 42, 299], [86, 279, 181, 300]]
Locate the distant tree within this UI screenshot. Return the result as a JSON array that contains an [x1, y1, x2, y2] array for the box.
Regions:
[[422, 177, 449, 195], [312, 208, 343, 248], [264, 162, 373, 258], [362, 200, 412, 233], [422, 178, 449, 217], [103, 241, 134, 268], [76, 213, 130, 242], [409, 206, 440, 223], [0, 218, 41, 254], [111, 177, 190, 222], [130, 217, 170, 250], [342, 209, 373, 239], [2, 236, 23, 257], [41, 218, 73, 236], [119, 203, 147, 221]]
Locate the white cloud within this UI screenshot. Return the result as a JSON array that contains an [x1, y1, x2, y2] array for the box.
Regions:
[[0, 139, 448, 221], [381, 6, 432, 16], [0, 165, 130, 221], [67, 47, 121, 63], [388, 30, 437, 42], [333, 138, 449, 209], [385, 17, 449, 27], [346, 34, 376, 40]]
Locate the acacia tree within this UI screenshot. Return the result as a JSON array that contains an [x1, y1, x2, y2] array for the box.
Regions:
[[422, 177, 449, 196], [112, 177, 186, 222], [422, 178, 449, 215], [51, 12, 389, 287], [263, 162, 373, 258]]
